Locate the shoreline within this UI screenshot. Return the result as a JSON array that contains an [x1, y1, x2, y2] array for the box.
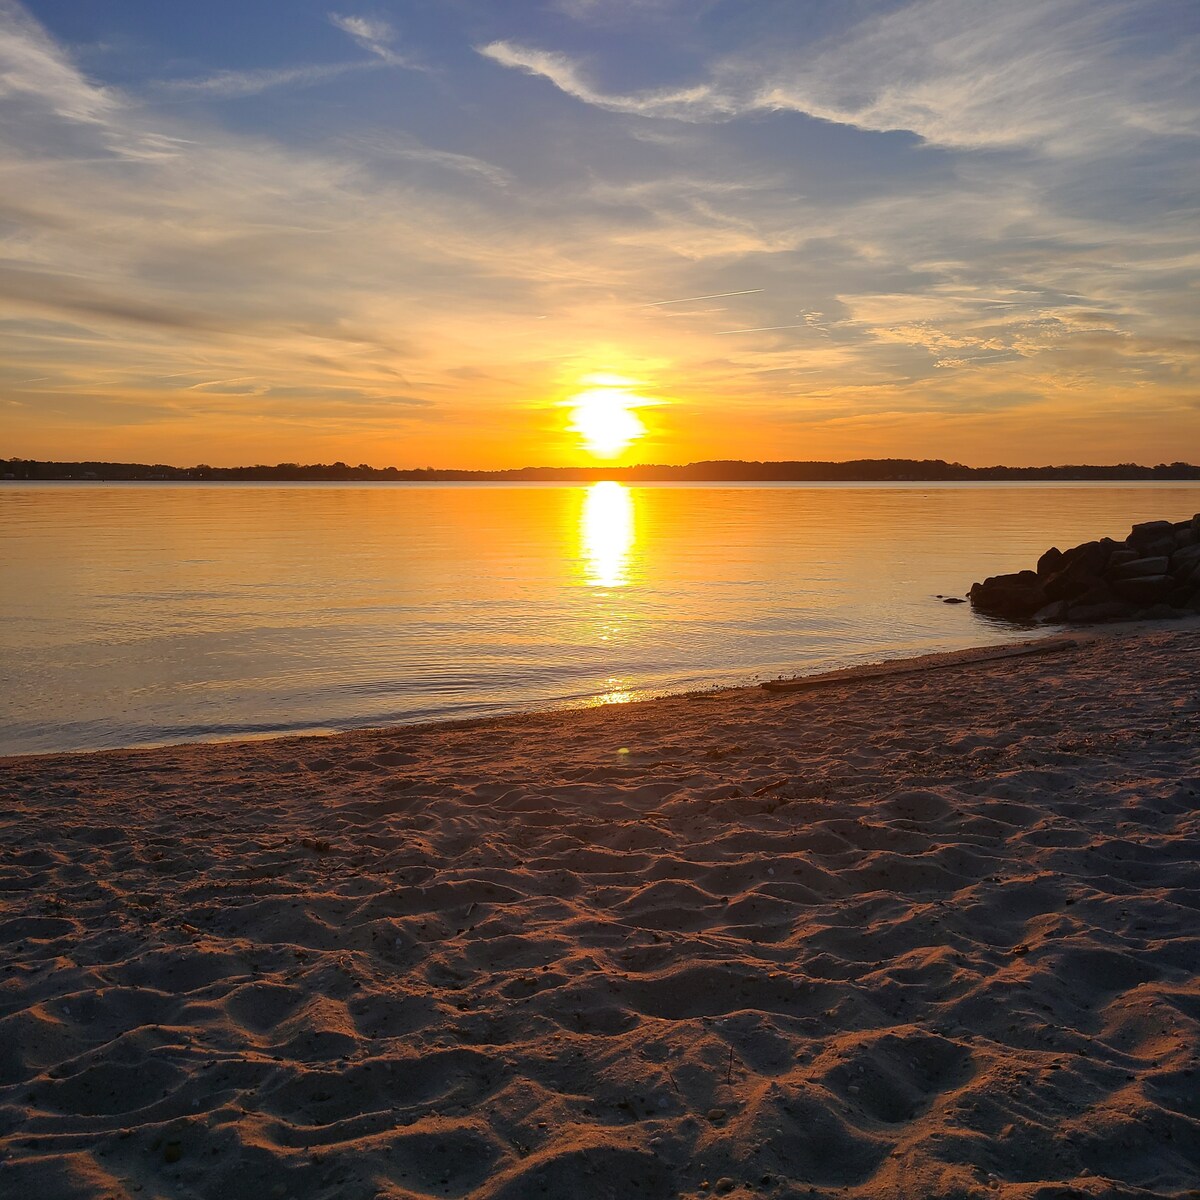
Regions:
[[2, 624, 1198, 1198], [6, 616, 1199, 766]]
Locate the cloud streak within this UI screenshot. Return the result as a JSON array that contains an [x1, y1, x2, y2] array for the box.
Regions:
[[158, 60, 377, 100], [642, 289, 764, 307], [479, 1, 1200, 157], [478, 40, 727, 120], [329, 12, 422, 69]]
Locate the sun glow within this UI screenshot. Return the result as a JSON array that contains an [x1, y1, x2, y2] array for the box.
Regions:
[[567, 375, 648, 457]]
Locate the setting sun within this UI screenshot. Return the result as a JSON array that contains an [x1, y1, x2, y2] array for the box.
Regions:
[[567, 376, 648, 458]]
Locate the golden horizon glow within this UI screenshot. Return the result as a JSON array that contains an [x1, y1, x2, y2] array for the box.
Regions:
[[4, 6, 1195, 469], [567, 375, 649, 458]]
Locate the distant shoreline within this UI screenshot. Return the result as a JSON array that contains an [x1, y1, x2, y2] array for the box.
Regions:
[[5, 456, 1200, 483]]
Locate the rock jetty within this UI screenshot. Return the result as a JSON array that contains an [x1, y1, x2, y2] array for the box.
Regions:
[[969, 514, 1200, 623]]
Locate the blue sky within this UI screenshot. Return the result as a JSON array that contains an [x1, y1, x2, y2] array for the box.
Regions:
[[2, 0, 1198, 466]]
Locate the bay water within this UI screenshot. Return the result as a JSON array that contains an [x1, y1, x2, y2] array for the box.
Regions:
[[2, 481, 1197, 755]]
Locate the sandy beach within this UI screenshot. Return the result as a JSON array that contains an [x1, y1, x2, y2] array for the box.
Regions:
[[2, 625, 1199, 1200]]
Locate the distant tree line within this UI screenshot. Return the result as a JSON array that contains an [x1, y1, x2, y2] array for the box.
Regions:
[[4, 456, 1199, 482]]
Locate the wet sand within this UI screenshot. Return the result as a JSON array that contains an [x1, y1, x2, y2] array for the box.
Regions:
[[2, 626, 1199, 1199]]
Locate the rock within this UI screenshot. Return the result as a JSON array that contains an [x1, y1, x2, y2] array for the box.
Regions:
[[1168, 584, 1192, 608], [1032, 600, 1069, 623], [1066, 601, 1134, 623], [1138, 602, 1187, 621], [1036, 546, 1064, 577], [1106, 547, 1140, 570], [1170, 543, 1200, 573], [1069, 583, 1118, 611], [1128, 519, 1173, 549], [942, 596, 966, 604], [967, 515, 1200, 624], [1061, 538, 1114, 571], [1042, 541, 1110, 601], [1144, 536, 1178, 558], [1110, 555, 1170, 578], [969, 571, 1047, 618], [1111, 574, 1172, 605]]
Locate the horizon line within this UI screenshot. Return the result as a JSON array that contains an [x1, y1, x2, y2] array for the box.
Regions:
[[6, 455, 1200, 476]]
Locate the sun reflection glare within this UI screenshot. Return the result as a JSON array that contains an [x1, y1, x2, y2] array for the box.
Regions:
[[581, 480, 634, 588]]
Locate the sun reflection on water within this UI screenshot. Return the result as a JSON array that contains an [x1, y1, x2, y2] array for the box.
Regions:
[[578, 481, 637, 706], [594, 680, 634, 706], [581, 480, 634, 588]]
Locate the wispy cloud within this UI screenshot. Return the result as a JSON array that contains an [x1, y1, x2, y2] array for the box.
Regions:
[[158, 60, 377, 100], [479, 1, 1200, 157], [159, 10, 422, 99], [477, 40, 727, 120], [0, 0, 185, 160], [0, 0, 115, 124], [346, 133, 510, 186], [329, 12, 419, 68], [749, 0, 1200, 156]]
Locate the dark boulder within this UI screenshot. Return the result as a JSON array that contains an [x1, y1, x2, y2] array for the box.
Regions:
[[1036, 546, 1064, 577], [1144, 536, 1178, 558], [1138, 603, 1188, 621], [1128, 519, 1174, 549], [1042, 540, 1112, 601], [968, 571, 1047, 618], [1066, 601, 1134, 623], [1167, 584, 1192, 608], [1061, 538, 1118, 571], [1170, 543, 1200, 573], [1111, 574, 1172, 605], [1110, 555, 1170, 579], [1032, 600, 1069, 623], [1071, 581, 1117, 608], [966, 512, 1200, 624]]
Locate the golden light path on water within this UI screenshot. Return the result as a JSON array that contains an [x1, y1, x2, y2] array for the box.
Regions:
[[579, 480, 636, 706], [581, 480, 634, 588]]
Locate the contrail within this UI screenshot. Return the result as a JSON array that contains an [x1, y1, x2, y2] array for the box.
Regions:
[[716, 323, 806, 335], [642, 289, 764, 307]]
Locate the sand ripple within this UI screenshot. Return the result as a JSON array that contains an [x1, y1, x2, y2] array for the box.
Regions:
[[1, 628, 1199, 1198]]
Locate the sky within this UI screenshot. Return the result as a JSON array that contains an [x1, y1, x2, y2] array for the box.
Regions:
[[1, 0, 1198, 468]]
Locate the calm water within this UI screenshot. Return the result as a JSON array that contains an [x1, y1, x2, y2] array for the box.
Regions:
[[2, 481, 1197, 756]]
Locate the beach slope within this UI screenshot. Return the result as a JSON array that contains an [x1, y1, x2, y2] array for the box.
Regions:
[[2, 628, 1198, 1199]]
